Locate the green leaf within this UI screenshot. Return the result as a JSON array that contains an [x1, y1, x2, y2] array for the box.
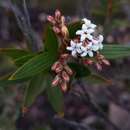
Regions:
[[47, 86, 64, 113], [101, 44, 130, 59], [23, 73, 49, 107], [68, 21, 82, 38], [9, 52, 55, 80], [44, 25, 59, 55], [0, 78, 29, 87], [86, 74, 112, 85], [68, 63, 91, 78], [0, 48, 30, 59], [14, 53, 36, 67]]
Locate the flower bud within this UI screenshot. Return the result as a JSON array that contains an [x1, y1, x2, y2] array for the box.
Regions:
[[52, 75, 61, 86], [60, 53, 69, 59], [55, 9, 61, 19], [96, 63, 102, 71], [60, 81, 67, 92], [62, 71, 70, 82], [51, 61, 60, 71], [53, 26, 61, 34], [102, 59, 110, 66], [55, 64, 63, 73], [61, 25, 69, 38], [83, 59, 93, 65], [64, 65, 73, 75], [47, 16, 55, 24]]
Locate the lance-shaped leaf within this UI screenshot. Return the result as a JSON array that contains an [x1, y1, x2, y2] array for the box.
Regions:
[[68, 21, 82, 38], [0, 48, 30, 59], [101, 44, 130, 59], [47, 86, 64, 114], [44, 25, 59, 55], [23, 73, 50, 107], [9, 52, 55, 80], [68, 63, 91, 78]]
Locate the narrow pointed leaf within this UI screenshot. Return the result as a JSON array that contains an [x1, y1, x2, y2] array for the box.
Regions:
[[23, 73, 49, 107], [101, 44, 130, 59], [47, 86, 64, 113], [9, 52, 55, 80], [0, 48, 30, 59]]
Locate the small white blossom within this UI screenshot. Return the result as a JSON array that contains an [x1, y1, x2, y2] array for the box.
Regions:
[[67, 18, 104, 58], [67, 40, 82, 57]]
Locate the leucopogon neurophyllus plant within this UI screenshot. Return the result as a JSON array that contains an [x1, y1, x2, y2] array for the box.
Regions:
[[1, 7, 130, 116], [48, 10, 110, 92]]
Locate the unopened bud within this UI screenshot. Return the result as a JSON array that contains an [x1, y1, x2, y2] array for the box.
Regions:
[[55, 64, 63, 73], [62, 71, 70, 82], [53, 26, 61, 34], [60, 53, 69, 59], [64, 65, 73, 75], [55, 9, 61, 19], [51, 61, 60, 71], [61, 25, 69, 38], [52, 75, 61, 86], [102, 59, 110, 66], [47, 16, 55, 24], [60, 81, 67, 92], [96, 63, 102, 71], [83, 59, 93, 65]]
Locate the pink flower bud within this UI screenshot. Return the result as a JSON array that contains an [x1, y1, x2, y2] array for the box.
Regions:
[[53, 26, 61, 34], [47, 16, 55, 24], [61, 25, 69, 38], [96, 63, 102, 71], [52, 75, 61, 86], [102, 59, 110, 66], [55, 64, 63, 73], [83, 59, 93, 65], [64, 65, 73, 75], [51, 61, 60, 71], [60, 53, 69, 59], [60, 81, 67, 92], [62, 71, 70, 82], [55, 9, 61, 19]]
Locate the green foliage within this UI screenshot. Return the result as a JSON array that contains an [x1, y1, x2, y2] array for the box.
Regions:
[[0, 48, 30, 59], [9, 52, 55, 80], [101, 44, 130, 59], [23, 73, 49, 107], [68, 21, 82, 38], [47, 86, 64, 113], [44, 25, 59, 55], [68, 63, 91, 78]]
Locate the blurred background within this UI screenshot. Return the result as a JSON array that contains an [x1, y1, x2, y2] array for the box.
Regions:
[[0, 0, 130, 130]]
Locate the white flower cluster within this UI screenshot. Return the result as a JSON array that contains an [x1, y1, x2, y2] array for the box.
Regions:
[[67, 18, 104, 57]]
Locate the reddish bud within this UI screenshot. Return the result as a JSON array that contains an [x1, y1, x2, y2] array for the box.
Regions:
[[60, 81, 67, 92], [60, 53, 69, 59], [102, 59, 110, 66], [51, 61, 60, 71], [96, 63, 102, 71], [52, 75, 61, 86], [53, 26, 61, 34], [55, 64, 63, 73], [62, 71, 70, 82], [61, 25, 69, 38], [83, 59, 93, 65], [47, 16, 55, 24], [64, 65, 73, 75], [55, 9, 61, 19]]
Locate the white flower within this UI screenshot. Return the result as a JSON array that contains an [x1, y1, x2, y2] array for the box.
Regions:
[[91, 35, 104, 51], [76, 30, 93, 41], [80, 42, 94, 57], [67, 40, 82, 57]]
